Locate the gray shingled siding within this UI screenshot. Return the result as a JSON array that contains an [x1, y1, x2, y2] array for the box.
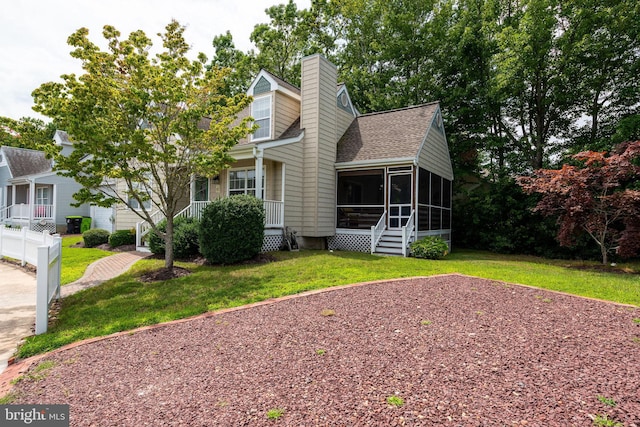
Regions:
[[253, 76, 272, 95]]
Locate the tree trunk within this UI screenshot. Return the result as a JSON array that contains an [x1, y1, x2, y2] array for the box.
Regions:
[[165, 215, 175, 271]]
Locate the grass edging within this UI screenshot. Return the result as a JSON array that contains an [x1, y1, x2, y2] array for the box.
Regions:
[[14, 250, 640, 361]]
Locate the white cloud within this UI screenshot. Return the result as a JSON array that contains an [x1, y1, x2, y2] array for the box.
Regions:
[[0, 0, 310, 121]]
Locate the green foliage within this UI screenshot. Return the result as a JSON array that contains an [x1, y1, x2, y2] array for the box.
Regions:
[[453, 177, 600, 260], [592, 414, 623, 427], [198, 195, 265, 264], [266, 408, 284, 420], [82, 228, 110, 248], [386, 395, 404, 407], [0, 116, 56, 150], [108, 229, 135, 248], [597, 395, 617, 407], [149, 217, 200, 259], [410, 236, 449, 260], [32, 19, 254, 269]]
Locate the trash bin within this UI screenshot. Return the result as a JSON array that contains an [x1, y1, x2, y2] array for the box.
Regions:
[[81, 216, 92, 234], [66, 216, 83, 234]]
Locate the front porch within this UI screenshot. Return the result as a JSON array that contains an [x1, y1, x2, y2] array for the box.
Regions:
[[135, 198, 285, 251], [1, 182, 57, 232]]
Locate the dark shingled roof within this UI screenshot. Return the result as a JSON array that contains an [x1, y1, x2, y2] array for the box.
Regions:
[[336, 102, 439, 164], [2, 146, 52, 178], [275, 118, 303, 140], [262, 70, 301, 95]]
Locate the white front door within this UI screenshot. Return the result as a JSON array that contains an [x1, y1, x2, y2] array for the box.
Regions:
[[388, 173, 412, 229]]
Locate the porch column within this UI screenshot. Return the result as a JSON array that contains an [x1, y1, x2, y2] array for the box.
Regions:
[[190, 175, 196, 202], [11, 184, 16, 205], [28, 179, 35, 224], [254, 147, 264, 200], [52, 184, 57, 222]]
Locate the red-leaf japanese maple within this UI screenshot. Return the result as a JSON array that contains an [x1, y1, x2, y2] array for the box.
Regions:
[[518, 141, 640, 264]]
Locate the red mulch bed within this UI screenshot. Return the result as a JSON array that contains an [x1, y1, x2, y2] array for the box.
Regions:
[[6, 275, 640, 426]]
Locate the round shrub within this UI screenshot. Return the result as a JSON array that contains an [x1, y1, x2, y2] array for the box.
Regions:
[[83, 228, 110, 248], [148, 216, 201, 259], [108, 229, 136, 248], [410, 236, 449, 260], [148, 221, 166, 255], [199, 195, 265, 264], [173, 217, 200, 259]]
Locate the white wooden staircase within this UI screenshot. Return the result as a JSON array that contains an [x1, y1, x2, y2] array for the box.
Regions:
[[374, 230, 406, 256], [370, 210, 416, 257]]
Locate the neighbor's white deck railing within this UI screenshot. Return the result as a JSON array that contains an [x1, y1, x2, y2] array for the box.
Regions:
[[370, 211, 387, 253], [1, 203, 54, 220]]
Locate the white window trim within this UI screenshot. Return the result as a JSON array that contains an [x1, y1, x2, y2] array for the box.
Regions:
[[250, 94, 272, 142], [128, 181, 152, 211], [227, 166, 266, 197], [36, 186, 51, 205]]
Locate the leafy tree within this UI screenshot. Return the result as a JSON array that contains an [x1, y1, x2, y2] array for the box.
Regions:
[[209, 31, 257, 95], [518, 141, 640, 264], [251, 0, 326, 86], [32, 20, 254, 271], [561, 0, 640, 152], [0, 116, 56, 150]]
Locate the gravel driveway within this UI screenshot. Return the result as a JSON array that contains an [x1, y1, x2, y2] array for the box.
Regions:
[[7, 274, 640, 426]]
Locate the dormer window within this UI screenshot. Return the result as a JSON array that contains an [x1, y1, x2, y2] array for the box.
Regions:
[[251, 95, 272, 141]]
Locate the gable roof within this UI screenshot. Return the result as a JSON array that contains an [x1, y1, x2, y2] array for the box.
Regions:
[[336, 102, 439, 164], [248, 69, 301, 99], [0, 146, 52, 178]]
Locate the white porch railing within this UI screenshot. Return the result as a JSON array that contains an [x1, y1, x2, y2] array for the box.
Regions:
[[0, 203, 54, 220], [175, 201, 211, 222], [370, 210, 387, 254], [401, 210, 416, 257], [136, 199, 285, 247], [263, 200, 284, 228], [135, 210, 165, 248]]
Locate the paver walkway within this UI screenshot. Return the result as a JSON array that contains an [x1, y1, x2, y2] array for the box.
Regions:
[[61, 251, 149, 297]]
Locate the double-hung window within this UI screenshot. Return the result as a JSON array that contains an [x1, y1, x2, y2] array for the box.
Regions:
[[228, 168, 265, 197], [251, 95, 271, 141], [128, 181, 152, 210], [36, 187, 51, 206]]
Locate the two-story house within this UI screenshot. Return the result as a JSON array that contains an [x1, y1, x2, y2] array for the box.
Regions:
[[136, 54, 453, 256]]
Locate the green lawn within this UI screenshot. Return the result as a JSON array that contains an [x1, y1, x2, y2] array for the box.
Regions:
[[60, 236, 115, 284], [17, 249, 640, 359]]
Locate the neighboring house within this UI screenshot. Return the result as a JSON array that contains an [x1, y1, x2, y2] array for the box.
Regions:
[[138, 54, 453, 255], [0, 131, 90, 233]]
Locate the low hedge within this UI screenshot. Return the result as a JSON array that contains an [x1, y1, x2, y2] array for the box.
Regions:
[[83, 229, 110, 248], [108, 229, 136, 248]]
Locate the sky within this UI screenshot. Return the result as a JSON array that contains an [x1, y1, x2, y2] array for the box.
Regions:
[[0, 0, 311, 122]]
